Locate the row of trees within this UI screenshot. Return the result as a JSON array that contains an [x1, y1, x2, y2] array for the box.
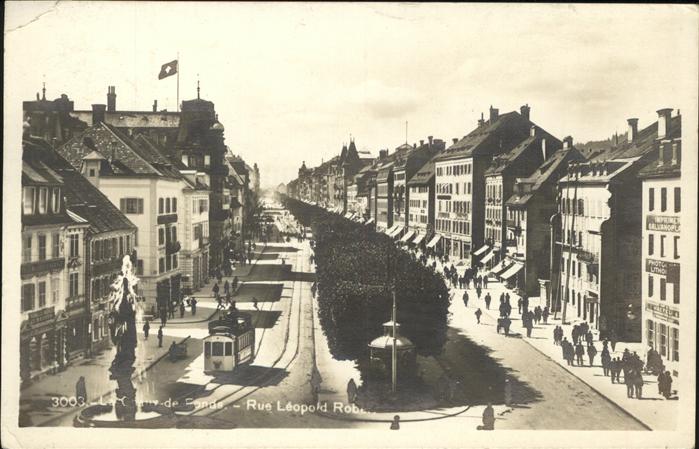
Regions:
[[282, 197, 451, 360]]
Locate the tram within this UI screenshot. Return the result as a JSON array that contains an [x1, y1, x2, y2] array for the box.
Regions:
[[203, 309, 255, 373]]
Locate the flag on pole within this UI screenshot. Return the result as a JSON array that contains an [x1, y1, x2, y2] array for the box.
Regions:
[[158, 60, 178, 80]]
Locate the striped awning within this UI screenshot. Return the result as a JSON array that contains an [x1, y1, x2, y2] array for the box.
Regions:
[[413, 232, 425, 245], [473, 244, 490, 257], [480, 250, 496, 264], [400, 229, 416, 242], [500, 262, 524, 280], [389, 225, 404, 238], [365, 218, 375, 225], [384, 223, 399, 235], [426, 234, 442, 248]]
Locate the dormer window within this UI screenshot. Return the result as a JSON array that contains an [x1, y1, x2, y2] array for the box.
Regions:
[[23, 187, 36, 215], [38, 187, 48, 214]]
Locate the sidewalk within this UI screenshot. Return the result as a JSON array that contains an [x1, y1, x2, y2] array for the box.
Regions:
[[424, 253, 678, 430]]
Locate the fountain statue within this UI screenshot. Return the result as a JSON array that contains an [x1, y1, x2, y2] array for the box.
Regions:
[[107, 255, 141, 421]]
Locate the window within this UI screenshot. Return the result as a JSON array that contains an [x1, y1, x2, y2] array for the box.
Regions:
[[22, 236, 32, 263], [172, 254, 178, 269], [69, 272, 79, 297], [572, 261, 576, 277], [648, 234, 654, 256], [38, 281, 46, 308], [658, 324, 667, 357], [648, 275, 653, 297], [204, 341, 211, 357], [578, 261, 581, 278], [671, 328, 679, 361], [674, 236, 679, 260], [172, 198, 177, 213], [158, 228, 165, 245], [21, 284, 35, 312], [23, 187, 35, 215], [52, 233, 60, 258], [38, 235, 46, 261], [224, 342, 233, 356], [660, 235, 666, 257], [52, 276, 59, 304], [38, 188, 48, 214], [674, 187, 680, 212], [648, 188, 654, 211], [659, 278, 666, 301], [119, 236, 124, 256], [159, 257, 165, 274], [120, 198, 144, 214], [660, 188, 667, 212], [136, 260, 144, 276], [52, 188, 60, 213], [69, 234, 79, 258], [646, 319, 654, 349], [171, 226, 177, 242], [165, 198, 171, 214], [89, 169, 95, 177], [212, 341, 223, 356], [159, 198, 164, 214]]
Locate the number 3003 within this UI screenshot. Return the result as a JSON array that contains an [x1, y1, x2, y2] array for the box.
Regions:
[[51, 396, 85, 407]]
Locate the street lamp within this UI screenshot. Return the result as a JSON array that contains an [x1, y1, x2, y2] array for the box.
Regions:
[[626, 304, 636, 321]]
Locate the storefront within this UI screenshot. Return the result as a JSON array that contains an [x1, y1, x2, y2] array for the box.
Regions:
[[20, 307, 68, 383]]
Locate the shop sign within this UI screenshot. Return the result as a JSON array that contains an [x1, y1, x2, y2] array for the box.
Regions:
[[29, 306, 55, 326], [646, 215, 680, 233], [645, 302, 679, 324], [645, 259, 680, 282]]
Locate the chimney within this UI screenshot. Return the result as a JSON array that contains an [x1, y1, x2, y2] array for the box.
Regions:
[[563, 136, 573, 149], [153, 99, 158, 112], [489, 105, 499, 123], [530, 125, 538, 137], [656, 108, 672, 139], [107, 86, 116, 112], [428, 136, 433, 147], [420, 139, 424, 147], [91, 104, 106, 125], [478, 113, 485, 127], [627, 118, 639, 143], [379, 149, 388, 159], [452, 138, 459, 145], [520, 104, 530, 121]]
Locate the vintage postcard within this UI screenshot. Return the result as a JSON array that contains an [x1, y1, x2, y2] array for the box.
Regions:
[[2, 2, 696, 448]]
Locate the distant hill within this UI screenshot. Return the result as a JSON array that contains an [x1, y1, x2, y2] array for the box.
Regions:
[[576, 133, 628, 160]]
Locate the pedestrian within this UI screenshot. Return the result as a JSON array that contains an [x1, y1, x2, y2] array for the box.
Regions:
[[475, 308, 482, 324], [75, 376, 87, 404], [160, 310, 167, 328], [480, 403, 495, 430], [483, 276, 488, 289], [157, 326, 164, 348], [553, 326, 558, 345], [587, 343, 597, 366], [575, 342, 585, 366], [525, 318, 533, 338], [542, 306, 549, 324], [517, 297, 522, 314], [253, 296, 259, 310], [191, 298, 197, 316], [484, 293, 491, 310], [462, 291, 469, 308], [224, 280, 230, 295], [179, 301, 185, 318], [390, 415, 400, 430], [585, 330, 594, 346], [601, 346, 611, 376], [232, 276, 239, 292], [610, 329, 618, 352], [347, 378, 358, 404], [476, 286, 482, 300], [612, 357, 622, 384], [572, 325, 579, 345], [212, 282, 220, 298], [168, 302, 175, 319], [624, 367, 635, 398], [503, 317, 511, 336], [660, 371, 673, 399], [522, 296, 529, 314], [143, 320, 150, 340]]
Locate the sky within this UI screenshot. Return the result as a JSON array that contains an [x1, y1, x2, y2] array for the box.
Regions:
[[5, 2, 698, 187]]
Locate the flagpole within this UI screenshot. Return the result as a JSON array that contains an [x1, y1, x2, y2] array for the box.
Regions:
[[176, 52, 180, 112]]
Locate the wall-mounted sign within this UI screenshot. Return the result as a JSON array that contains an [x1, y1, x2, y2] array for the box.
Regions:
[[646, 215, 680, 233], [645, 259, 680, 282], [28, 306, 55, 327], [645, 302, 679, 324]]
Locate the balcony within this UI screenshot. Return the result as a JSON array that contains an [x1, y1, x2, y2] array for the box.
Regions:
[[166, 240, 181, 255], [576, 248, 598, 264], [157, 213, 178, 225], [65, 295, 86, 312], [21, 258, 65, 278], [91, 257, 123, 277]]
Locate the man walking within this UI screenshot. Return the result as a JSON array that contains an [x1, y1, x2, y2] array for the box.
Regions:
[[157, 326, 164, 348], [462, 291, 469, 308], [542, 306, 549, 324], [212, 282, 220, 299], [587, 343, 597, 366], [517, 297, 522, 314], [190, 297, 197, 316], [475, 308, 482, 324], [601, 345, 611, 376], [143, 320, 150, 340], [484, 293, 491, 310], [179, 300, 186, 318], [575, 342, 585, 366]]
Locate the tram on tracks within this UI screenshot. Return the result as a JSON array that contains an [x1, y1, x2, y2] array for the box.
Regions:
[[203, 309, 255, 373]]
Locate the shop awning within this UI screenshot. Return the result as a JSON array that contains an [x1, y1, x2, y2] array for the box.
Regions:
[[365, 218, 375, 225], [413, 232, 425, 245], [426, 234, 442, 248], [473, 244, 490, 257], [344, 212, 353, 219], [499, 262, 524, 280], [480, 250, 496, 264], [384, 223, 399, 235], [400, 230, 416, 242], [390, 225, 405, 238], [490, 261, 513, 276]]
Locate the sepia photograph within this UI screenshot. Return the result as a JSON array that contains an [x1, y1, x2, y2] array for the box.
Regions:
[[2, 2, 697, 448]]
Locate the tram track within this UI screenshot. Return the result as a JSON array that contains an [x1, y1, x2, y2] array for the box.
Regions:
[[185, 247, 307, 418]]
